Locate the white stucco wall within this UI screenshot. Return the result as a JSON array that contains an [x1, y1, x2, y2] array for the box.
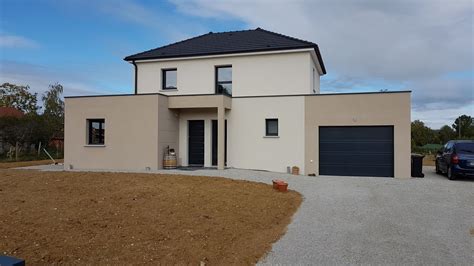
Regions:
[[135, 50, 320, 96], [310, 57, 321, 94], [227, 96, 306, 174]]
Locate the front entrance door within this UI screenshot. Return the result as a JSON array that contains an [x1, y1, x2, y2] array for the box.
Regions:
[[212, 120, 227, 166], [188, 120, 205, 166]]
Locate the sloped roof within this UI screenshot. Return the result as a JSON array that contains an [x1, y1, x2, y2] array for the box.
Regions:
[[124, 28, 326, 74]]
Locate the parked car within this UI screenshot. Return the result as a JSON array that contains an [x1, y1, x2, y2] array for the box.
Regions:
[[435, 140, 474, 180]]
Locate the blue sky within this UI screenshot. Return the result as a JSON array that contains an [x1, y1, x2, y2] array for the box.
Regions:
[[0, 0, 472, 128]]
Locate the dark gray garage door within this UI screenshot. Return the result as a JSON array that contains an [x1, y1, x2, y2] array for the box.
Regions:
[[319, 126, 394, 177]]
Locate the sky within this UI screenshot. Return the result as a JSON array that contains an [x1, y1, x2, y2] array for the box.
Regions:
[[0, 0, 472, 128]]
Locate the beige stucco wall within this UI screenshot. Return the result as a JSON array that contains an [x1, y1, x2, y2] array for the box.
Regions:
[[64, 94, 176, 171], [227, 96, 306, 174], [136, 50, 320, 96], [304, 92, 411, 178], [64, 92, 409, 177], [157, 96, 180, 168]]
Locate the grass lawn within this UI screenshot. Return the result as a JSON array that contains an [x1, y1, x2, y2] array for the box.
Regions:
[[0, 169, 301, 264], [0, 159, 63, 169]]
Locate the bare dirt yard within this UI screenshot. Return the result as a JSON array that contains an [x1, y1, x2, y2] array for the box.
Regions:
[[0, 159, 63, 169], [0, 169, 301, 265]]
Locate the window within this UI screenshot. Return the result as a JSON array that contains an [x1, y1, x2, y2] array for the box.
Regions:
[[445, 142, 453, 152], [87, 119, 105, 145], [265, 119, 278, 136], [216, 66, 232, 95], [162, 69, 177, 90], [455, 143, 474, 154]]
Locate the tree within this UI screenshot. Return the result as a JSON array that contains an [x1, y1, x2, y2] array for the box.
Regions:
[[0, 115, 42, 161], [41, 83, 65, 158], [0, 83, 38, 114], [411, 120, 436, 147], [42, 83, 64, 118], [438, 125, 455, 143], [41, 83, 64, 139], [452, 115, 473, 138]]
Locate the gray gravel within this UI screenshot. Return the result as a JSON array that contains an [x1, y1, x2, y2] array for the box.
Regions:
[[17, 165, 474, 264]]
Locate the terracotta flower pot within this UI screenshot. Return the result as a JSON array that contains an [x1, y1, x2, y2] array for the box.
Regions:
[[277, 182, 288, 192], [272, 179, 284, 189]]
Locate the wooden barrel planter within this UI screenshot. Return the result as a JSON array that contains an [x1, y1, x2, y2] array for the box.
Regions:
[[163, 154, 177, 169]]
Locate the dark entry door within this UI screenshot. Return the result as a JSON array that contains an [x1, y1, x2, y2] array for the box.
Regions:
[[188, 120, 205, 166], [212, 120, 227, 166], [319, 126, 394, 177]]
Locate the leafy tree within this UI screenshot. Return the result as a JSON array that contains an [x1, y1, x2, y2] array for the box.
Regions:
[[438, 125, 456, 143], [0, 83, 38, 114], [452, 115, 473, 138], [41, 83, 64, 140], [411, 120, 436, 147], [42, 83, 64, 118], [0, 115, 43, 160]]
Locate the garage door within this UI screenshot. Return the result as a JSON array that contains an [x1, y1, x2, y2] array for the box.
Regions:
[[319, 126, 394, 177]]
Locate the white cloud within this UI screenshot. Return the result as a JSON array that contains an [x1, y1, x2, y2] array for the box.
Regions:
[[0, 34, 39, 48]]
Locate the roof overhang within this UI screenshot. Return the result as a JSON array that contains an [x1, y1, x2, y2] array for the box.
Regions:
[[125, 47, 326, 75]]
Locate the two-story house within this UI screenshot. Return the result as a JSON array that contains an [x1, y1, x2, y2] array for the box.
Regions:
[[64, 28, 411, 178]]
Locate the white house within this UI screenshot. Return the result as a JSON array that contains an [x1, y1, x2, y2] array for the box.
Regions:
[[64, 28, 411, 178]]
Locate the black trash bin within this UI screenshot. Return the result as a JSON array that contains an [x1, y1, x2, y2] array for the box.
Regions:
[[411, 153, 425, 177]]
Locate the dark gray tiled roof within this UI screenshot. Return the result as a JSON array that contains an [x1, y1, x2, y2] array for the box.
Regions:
[[124, 28, 326, 74]]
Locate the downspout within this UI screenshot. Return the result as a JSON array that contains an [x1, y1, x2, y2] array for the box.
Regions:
[[132, 60, 138, 94]]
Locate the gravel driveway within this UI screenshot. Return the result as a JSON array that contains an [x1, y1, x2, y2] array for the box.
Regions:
[[19, 165, 474, 264]]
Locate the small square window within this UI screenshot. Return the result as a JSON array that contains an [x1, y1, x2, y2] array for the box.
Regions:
[[162, 69, 177, 90], [266, 119, 278, 136], [87, 119, 105, 145]]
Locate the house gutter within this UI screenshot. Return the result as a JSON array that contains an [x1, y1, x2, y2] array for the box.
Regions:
[[132, 60, 138, 94]]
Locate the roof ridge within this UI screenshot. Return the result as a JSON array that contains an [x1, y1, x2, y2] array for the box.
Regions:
[[124, 31, 213, 60], [255, 27, 315, 46], [209, 28, 256, 35]]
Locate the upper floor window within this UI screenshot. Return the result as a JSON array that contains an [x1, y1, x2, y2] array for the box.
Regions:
[[216, 66, 232, 95], [87, 119, 105, 145], [162, 69, 177, 90]]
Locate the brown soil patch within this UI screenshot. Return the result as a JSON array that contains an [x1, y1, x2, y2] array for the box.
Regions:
[[0, 159, 63, 169], [0, 170, 302, 264]]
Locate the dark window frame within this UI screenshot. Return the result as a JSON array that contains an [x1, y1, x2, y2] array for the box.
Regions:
[[215, 65, 232, 96], [162, 68, 177, 90], [265, 118, 279, 136], [87, 119, 105, 145]]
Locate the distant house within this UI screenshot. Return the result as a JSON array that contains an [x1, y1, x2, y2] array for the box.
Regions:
[[64, 28, 411, 178], [0, 107, 24, 118], [0, 107, 25, 155]]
